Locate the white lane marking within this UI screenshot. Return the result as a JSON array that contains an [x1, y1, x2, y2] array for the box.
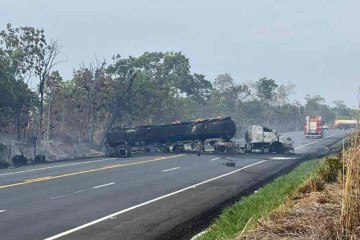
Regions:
[[324, 132, 347, 139], [44, 160, 267, 240], [74, 189, 88, 194], [92, 182, 116, 189], [191, 229, 209, 240], [294, 132, 346, 150], [0, 158, 113, 177], [50, 195, 64, 200], [271, 157, 296, 160], [209, 158, 220, 161], [161, 167, 180, 172], [294, 140, 318, 150], [281, 133, 304, 137], [49, 189, 90, 200], [49, 183, 115, 201], [0, 210, 6, 213]]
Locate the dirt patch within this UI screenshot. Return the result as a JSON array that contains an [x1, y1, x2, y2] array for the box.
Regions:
[[239, 183, 343, 240]]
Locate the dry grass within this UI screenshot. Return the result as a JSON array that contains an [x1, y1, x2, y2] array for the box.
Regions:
[[340, 130, 360, 239], [238, 183, 343, 240]]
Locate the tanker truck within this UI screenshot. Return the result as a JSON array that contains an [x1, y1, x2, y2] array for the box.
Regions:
[[105, 117, 236, 157], [334, 116, 358, 130]]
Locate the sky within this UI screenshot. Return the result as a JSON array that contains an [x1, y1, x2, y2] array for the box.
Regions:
[[1, 0, 359, 107]]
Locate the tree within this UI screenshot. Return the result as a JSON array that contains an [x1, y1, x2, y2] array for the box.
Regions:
[[212, 73, 250, 123], [332, 100, 350, 117], [254, 77, 278, 101], [44, 71, 63, 140], [34, 40, 62, 139], [274, 82, 296, 106], [305, 95, 335, 123], [0, 24, 62, 140], [69, 60, 112, 145], [106, 52, 211, 124], [0, 25, 38, 139], [304, 95, 326, 115], [0, 23, 46, 80]]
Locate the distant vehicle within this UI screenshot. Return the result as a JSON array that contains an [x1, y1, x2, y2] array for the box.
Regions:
[[244, 125, 294, 153], [304, 116, 324, 139], [322, 124, 329, 130], [105, 117, 236, 157], [334, 116, 358, 130]]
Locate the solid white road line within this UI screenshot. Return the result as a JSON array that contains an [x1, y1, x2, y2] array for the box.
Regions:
[[161, 167, 180, 172], [271, 157, 297, 160], [44, 160, 267, 240], [191, 229, 209, 240], [92, 182, 116, 189], [324, 132, 347, 139], [281, 132, 304, 137], [209, 158, 220, 161], [294, 140, 318, 150], [0, 158, 114, 177]]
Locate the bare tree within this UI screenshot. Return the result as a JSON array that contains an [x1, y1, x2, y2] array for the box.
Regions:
[[34, 39, 63, 140], [99, 72, 146, 150]]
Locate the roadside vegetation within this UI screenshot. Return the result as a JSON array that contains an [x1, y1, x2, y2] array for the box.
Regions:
[[197, 131, 360, 240]]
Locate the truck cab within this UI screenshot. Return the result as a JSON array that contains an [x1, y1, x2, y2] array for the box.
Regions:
[[245, 125, 284, 153]]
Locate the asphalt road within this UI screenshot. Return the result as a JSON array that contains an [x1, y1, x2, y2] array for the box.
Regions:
[[0, 129, 348, 240]]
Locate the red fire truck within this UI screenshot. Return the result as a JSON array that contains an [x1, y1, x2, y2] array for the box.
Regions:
[[304, 116, 324, 139]]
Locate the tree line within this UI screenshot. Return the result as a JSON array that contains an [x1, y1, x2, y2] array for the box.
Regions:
[[0, 24, 357, 149]]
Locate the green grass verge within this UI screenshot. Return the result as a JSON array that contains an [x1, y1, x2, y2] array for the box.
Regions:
[[198, 159, 322, 240]]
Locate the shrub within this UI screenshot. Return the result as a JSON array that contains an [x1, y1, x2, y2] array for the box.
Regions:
[[317, 154, 343, 182]]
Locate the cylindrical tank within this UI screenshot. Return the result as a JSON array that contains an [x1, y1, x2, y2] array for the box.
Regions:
[[106, 117, 236, 147]]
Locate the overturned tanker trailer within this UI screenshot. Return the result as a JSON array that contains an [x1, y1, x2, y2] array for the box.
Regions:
[[105, 117, 236, 157]]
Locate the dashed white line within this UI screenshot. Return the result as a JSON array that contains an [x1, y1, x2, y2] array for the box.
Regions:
[[0, 210, 6, 213], [50, 195, 65, 200], [49, 183, 116, 201], [93, 182, 116, 189], [209, 158, 220, 161], [74, 189, 88, 194], [49, 189, 89, 200], [44, 160, 267, 240], [161, 167, 180, 172]]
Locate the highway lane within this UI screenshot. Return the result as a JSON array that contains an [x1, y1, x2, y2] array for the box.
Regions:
[[0, 129, 347, 240]]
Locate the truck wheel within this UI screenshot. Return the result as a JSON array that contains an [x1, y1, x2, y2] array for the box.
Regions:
[[270, 142, 284, 154], [158, 145, 170, 153], [173, 144, 184, 153], [218, 146, 227, 153], [118, 148, 131, 158]]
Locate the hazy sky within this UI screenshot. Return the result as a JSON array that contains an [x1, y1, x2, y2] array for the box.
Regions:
[[1, 0, 359, 107]]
